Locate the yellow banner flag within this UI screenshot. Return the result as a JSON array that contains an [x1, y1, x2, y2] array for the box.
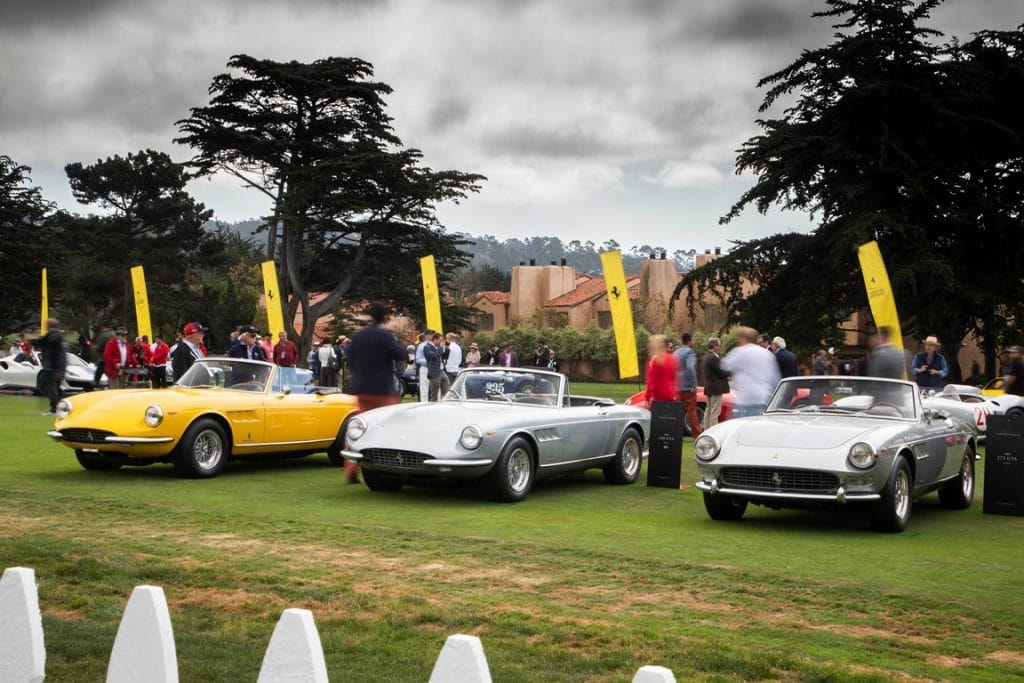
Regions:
[[130, 265, 152, 340], [600, 250, 639, 379], [857, 240, 905, 376], [261, 260, 285, 337], [40, 268, 48, 335], [420, 255, 443, 335]]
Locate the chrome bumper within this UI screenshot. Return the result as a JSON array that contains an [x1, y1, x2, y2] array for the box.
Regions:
[[340, 450, 492, 468], [47, 430, 174, 445], [696, 479, 880, 503]]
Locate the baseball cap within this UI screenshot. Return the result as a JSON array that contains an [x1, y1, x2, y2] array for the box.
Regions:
[[183, 322, 207, 336]]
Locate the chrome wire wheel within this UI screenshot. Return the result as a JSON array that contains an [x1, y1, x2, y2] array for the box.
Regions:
[[621, 436, 641, 477], [894, 467, 911, 523], [960, 454, 974, 499], [506, 447, 532, 492], [193, 428, 224, 471]]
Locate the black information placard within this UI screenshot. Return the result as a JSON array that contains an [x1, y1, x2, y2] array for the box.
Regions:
[[647, 400, 685, 489], [983, 414, 1024, 516]]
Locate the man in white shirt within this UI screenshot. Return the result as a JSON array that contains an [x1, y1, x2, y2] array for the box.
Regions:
[[444, 333, 462, 382], [414, 331, 431, 402], [721, 326, 781, 418]]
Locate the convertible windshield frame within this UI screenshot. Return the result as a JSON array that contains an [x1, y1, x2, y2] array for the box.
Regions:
[[175, 357, 274, 393], [765, 377, 918, 420], [447, 368, 565, 407]]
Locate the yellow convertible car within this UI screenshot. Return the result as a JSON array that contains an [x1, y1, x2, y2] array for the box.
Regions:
[[47, 357, 358, 477]]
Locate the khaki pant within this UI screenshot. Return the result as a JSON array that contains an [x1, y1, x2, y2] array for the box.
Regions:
[[703, 394, 723, 429]]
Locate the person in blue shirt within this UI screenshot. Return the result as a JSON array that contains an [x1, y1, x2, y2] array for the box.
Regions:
[[672, 333, 702, 438]]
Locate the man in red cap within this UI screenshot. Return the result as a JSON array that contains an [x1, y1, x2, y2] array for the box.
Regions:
[[171, 322, 207, 381]]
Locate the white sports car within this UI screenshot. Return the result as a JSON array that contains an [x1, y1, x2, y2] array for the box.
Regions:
[[0, 352, 107, 393], [921, 383, 1011, 441], [694, 376, 976, 532], [342, 367, 651, 502]]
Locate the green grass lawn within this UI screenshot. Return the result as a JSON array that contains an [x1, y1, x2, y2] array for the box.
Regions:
[[2, 392, 1023, 681]]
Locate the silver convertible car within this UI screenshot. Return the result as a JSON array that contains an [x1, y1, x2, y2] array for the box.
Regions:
[[694, 376, 976, 532], [341, 367, 651, 502]]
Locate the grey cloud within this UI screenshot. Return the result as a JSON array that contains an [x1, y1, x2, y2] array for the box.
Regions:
[[482, 124, 625, 159], [0, 0, 133, 31], [428, 97, 471, 133]]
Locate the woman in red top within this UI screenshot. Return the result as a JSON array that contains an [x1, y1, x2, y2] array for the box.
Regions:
[[645, 334, 678, 404]]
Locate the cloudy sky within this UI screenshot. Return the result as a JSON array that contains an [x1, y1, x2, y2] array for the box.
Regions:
[[2, 0, 1020, 253]]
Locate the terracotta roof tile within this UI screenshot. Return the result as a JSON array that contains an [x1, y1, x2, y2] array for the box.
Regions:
[[474, 291, 510, 305], [546, 275, 640, 307]]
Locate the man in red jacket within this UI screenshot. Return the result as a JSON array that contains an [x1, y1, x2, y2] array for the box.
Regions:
[[103, 328, 137, 389], [273, 331, 299, 367]]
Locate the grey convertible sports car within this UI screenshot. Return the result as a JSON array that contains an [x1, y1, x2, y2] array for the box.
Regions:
[[694, 376, 976, 532], [342, 367, 651, 502]]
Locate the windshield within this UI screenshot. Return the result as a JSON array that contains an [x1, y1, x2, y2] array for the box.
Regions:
[[448, 368, 563, 406], [176, 358, 272, 392], [766, 377, 916, 419]]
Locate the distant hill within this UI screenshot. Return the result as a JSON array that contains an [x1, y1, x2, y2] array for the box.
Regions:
[[208, 220, 696, 274]]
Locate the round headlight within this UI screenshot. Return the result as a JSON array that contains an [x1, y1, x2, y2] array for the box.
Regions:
[[347, 416, 367, 442], [460, 425, 484, 450], [847, 442, 877, 469], [144, 404, 164, 427], [694, 434, 720, 461], [55, 399, 73, 419]]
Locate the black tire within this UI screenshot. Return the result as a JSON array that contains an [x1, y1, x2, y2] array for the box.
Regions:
[[684, 406, 706, 436], [1008, 407, 1024, 418], [870, 456, 912, 532], [486, 436, 534, 502], [326, 416, 352, 467], [938, 446, 975, 509], [75, 450, 123, 471], [361, 467, 404, 492], [603, 428, 643, 484], [174, 418, 228, 478], [703, 493, 748, 521]]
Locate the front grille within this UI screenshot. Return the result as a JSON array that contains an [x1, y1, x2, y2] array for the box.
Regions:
[[362, 449, 433, 468], [60, 428, 115, 445], [720, 467, 839, 493]]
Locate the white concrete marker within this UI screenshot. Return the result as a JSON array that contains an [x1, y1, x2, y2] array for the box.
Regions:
[[0, 567, 46, 683], [107, 585, 178, 683], [428, 633, 492, 683], [633, 665, 677, 682], [257, 608, 329, 683]]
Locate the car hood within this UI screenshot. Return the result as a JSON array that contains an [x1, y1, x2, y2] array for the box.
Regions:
[[63, 386, 228, 415], [369, 400, 536, 433], [732, 415, 889, 449]]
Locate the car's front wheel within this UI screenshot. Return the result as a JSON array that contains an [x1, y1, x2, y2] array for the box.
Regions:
[[326, 416, 352, 467], [603, 428, 642, 484], [362, 467, 404, 492], [703, 493, 748, 521], [870, 456, 912, 532], [174, 418, 228, 478], [938, 446, 975, 509], [486, 436, 534, 502], [75, 450, 123, 471]]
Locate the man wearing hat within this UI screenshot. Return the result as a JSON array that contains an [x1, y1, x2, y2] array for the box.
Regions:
[[172, 322, 207, 381], [465, 342, 481, 366], [1003, 345, 1024, 396], [911, 335, 948, 391], [103, 327, 132, 389]]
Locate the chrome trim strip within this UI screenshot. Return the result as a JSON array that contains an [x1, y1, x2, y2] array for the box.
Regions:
[[341, 450, 363, 461], [423, 458, 493, 467], [233, 438, 330, 449], [539, 453, 613, 468], [695, 481, 880, 502], [47, 430, 63, 441], [105, 436, 175, 444]]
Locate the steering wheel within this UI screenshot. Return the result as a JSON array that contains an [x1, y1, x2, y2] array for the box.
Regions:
[[229, 382, 264, 392], [868, 402, 902, 416], [486, 392, 513, 402]]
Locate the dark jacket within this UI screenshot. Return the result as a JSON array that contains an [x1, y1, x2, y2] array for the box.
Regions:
[[33, 329, 67, 372], [702, 351, 730, 396], [424, 343, 444, 380], [227, 340, 267, 361], [346, 325, 407, 396], [171, 342, 202, 381], [774, 348, 799, 378]]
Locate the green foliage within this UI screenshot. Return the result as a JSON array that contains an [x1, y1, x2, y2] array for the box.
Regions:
[[176, 54, 484, 357], [0, 156, 57, 331], [685, 0, 1024, 380]]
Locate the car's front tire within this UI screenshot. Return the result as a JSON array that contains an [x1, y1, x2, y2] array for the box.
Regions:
[[326, 416, 352, 467], [603, 428, 642, 484], [703, 493, 748, 521], [75, 450, 123, 471], [938, 446, 975, 509], [486, 436, 534, 502], [362, 468, 404, 492], [870, 456, 912, 532], [174, 418, 228, 478]]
